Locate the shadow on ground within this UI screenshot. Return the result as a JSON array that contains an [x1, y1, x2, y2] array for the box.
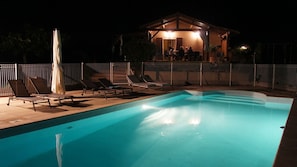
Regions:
[[116, 92, 156, 99], [32, 99, 92, 112]]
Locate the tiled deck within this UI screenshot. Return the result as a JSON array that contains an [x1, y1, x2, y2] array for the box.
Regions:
[[0, 86, 296, 166]]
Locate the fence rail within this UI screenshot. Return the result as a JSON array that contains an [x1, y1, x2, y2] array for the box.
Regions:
[[0, 62, 296, 96]]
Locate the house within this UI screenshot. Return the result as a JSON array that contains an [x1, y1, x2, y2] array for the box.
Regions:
[[140, 12, 239, 62]]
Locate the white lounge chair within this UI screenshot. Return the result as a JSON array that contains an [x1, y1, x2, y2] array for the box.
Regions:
[[141, 74, 171, 87], [126, 75, 156, 89]]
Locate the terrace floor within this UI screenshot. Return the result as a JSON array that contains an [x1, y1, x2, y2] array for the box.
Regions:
[[0, 85, 296, 167]]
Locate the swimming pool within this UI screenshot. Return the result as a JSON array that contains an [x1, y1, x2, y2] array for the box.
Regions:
[[0, 90, 293, 167]]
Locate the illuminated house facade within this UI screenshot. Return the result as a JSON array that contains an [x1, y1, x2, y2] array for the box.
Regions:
[[141, 12, 239, 62]]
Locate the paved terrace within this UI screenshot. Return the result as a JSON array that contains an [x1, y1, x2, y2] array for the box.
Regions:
[[0, 85, 296, 167]]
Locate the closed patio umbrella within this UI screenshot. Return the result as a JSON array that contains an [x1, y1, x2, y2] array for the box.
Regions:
[[51, 28, 65, 94]]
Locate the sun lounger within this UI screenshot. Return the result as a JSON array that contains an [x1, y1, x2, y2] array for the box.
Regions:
[[7, 79, 51, 111], [28, 77, 74, 105], [126, 75, 156, 88], [98, 78, 133, 94], [80, 79, 116, 99], [80, 79, 101, 95], [141, 74, 171, 87]]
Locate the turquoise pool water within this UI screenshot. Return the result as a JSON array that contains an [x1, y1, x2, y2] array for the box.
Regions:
[[0, 90, 293, 167]]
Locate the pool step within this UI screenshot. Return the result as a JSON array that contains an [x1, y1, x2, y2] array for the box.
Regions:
[[202, 95, 265, 105]]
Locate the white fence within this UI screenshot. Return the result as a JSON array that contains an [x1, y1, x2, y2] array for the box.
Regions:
[[0, 62, 296, 96]]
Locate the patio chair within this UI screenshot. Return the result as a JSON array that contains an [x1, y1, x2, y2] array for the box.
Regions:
[[141, 74, 171, 87], [98, 78, 133, 94], [80, 79, 101, 95], [80, 79, 116, 99], [7, 79, 51, 111], [126, 75, 156, 89], [28, 77, 74, 105]]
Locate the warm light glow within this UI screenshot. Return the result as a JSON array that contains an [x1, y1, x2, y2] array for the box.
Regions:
[[192, 31, 201, 39], [240, 45, 248, 50], [164, 31, 175, 39]]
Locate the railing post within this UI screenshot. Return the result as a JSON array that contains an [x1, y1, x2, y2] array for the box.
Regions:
[[14, 63, 18, 79], [81, 62, 84, 80], [110, 62, 114, 82], [272, 64, 275, 90], [127, 62, 131, 75], [253, 64, 257, 87]]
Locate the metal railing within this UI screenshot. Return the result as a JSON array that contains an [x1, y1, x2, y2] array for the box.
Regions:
[[1, 62, 296, 96]]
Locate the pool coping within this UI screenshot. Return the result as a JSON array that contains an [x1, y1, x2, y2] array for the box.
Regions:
[[273, 96, 297, 167], [0, 90, 186, 138], [0, 87, 296, 166]]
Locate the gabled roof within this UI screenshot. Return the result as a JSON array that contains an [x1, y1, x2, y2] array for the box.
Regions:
[[141, 12, 239, 34]]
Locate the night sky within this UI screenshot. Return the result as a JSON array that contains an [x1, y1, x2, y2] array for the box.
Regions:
[[0, 0, 296, 60]]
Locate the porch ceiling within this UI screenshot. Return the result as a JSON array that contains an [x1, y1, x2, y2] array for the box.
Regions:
[[141, 12, 239, 34]]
